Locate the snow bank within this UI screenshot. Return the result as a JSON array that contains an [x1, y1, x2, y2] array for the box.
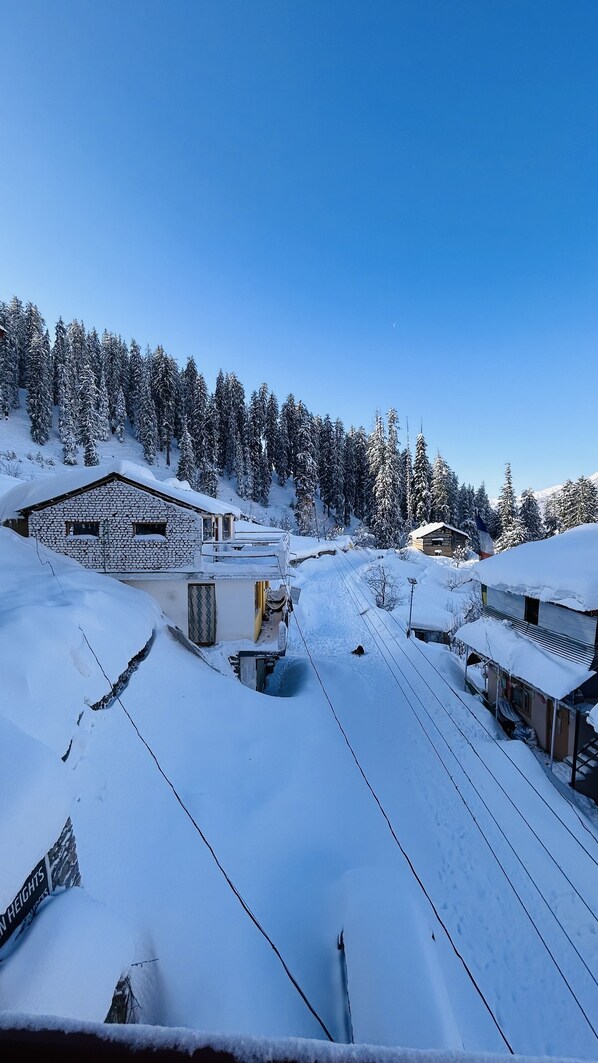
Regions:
[[289, 535, 353, 563], [455, 616, 594, 700], [0, 717, 72, 910], [340, 868, 462, 1049], [0, 460, 240, 521], [0, 887, 132, 1022], [471, 525, 598, 611], [0, 528, 160, 756]]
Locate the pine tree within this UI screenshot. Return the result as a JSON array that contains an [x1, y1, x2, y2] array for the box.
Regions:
[[114, 386, 127, 443], [412, 432, 431, 526], [495, 518, 527, 553], [519, 488, 543, 542], [265, 391, 279, 473], [78, 361, 100, 466], [52, 317, 68, 406], [26, 329, 53, 445], [430, 453, 452, 524], [575, 476, 598, 526], [401, 443, 414, 527], [177, 418, 196, 485], [7, 296, 26, 407], [138, 360, 159, 464], [96, 368, 110, 441], [497, 462, 518, 533], [294, 403, 317, 534], [128, 339, 144, 432], [371, 409, 403, 548]]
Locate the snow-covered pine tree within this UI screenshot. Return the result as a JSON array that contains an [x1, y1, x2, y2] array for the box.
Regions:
[[127, 339, 144, 432], [371, 409, 403, 548], [294, 402, 318, 535], [457, 483, 477, 549], [96, 367, 110, 442], [265, 391, 279, 473], [177, 418, 197, 486], [497, 463, 518, 534], [558, 480, 578, 531], [114, 386, 127, 443], [543, 492, 561, 537], [352, 427, 369, 522], [519, 488, 544, 541], [0, 309, 15, 418], [366, 412, 385, 529], [6, 296, 26, 407], [412, 431, 431, 526], [138, 358, 159, 465], [22, 302, 45, 389], [401, 443, 414, 527], [280, 395, 298, 480], [331, 419, 346, 521], [318, 415, 334, 514], [26, 328, 53, 445], [181, 357, 198, 428], [342, 428, 356, 526], [57, 360, 78, 465], [430, 453, 452, 524], [213, 369, 230, 472], [151, 346, 178, 465], [495, 517, 527, 552], [575, 476, 598, 526], [78, 360, 100, 466], [247, 389, 270, 506], [51, 317, 68, 406], [88, 328, 103, 385]]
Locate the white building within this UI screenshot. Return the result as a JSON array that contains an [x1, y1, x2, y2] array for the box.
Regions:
[[0, 462, 289, 647], [456, 524, 598, 787]]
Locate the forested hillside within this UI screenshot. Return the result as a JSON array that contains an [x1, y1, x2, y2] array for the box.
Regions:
[[0, 295, 595, 548]]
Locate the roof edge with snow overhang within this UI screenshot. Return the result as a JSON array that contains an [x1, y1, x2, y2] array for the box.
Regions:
[[0, 462, 241, 522], [409, 522, 469, 540], [468, 524, 598, 612], [456, 615, 595, 701]]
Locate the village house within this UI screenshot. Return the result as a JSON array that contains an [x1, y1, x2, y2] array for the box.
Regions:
[[409, 522, 469, 558], [0, 462, 290, 649], [456, 524, 598, 793]]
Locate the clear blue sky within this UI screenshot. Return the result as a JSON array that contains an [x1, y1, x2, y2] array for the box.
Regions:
[[1, 0, 597, 496]]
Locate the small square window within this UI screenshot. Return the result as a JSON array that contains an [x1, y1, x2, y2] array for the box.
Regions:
[[66, 521, 100, 538], [223, 516, 233, 540], [202, 517, 213, 540], [134, 522, 167, 538]]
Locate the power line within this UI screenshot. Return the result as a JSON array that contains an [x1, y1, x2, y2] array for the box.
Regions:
[[78, 625, 335, 1043], [314, 553, 598, 1038], [289, 609, 514, 1054]]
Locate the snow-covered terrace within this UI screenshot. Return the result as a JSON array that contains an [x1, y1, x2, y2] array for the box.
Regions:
[[456, 615, 595, 701]]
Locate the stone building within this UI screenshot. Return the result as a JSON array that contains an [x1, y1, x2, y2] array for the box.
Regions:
[[0, 461, 289, 647]]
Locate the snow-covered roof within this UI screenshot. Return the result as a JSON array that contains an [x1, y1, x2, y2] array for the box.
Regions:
[[456, 616, 595, 701], [0, 716, 73, 911], [410, 522, 469, 540], [471, 524, 598, 611], [0, 461, 240, 521], [0, 887, 132, 1021]]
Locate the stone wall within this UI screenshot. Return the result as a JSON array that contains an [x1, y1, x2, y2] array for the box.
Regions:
[[48, 817, 81, 891], [29, 480, 202, 572]]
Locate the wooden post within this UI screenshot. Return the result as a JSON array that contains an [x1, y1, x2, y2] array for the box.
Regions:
[[570, 709, 581, 790], [495, 667, 500, 719], [549, 699, 559, 770], [464, 655, 468, 692]]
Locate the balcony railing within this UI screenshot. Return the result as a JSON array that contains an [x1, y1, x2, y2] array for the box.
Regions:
[[196, 533, 290, 578]]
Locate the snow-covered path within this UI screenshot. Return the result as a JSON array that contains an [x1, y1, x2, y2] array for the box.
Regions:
[[287, 550, 598, 1059]]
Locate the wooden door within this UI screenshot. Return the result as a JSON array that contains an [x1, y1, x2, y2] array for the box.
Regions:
[[188, 583, 216, 645]]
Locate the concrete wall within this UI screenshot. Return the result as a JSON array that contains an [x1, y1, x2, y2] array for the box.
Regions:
[[125, 576, 259, 643]]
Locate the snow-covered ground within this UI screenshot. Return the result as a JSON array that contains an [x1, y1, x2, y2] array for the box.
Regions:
[[3, 409, 598, 1056], [2, 524, 598, 1056]]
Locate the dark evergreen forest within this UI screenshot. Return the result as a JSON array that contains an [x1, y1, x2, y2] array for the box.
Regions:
[[1, 296, 594, 547]]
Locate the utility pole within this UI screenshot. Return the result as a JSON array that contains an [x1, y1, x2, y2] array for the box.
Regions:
[[407, 577, 417, 637]]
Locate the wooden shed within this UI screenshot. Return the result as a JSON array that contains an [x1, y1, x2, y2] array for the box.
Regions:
[[409, 522, 469, 558]]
